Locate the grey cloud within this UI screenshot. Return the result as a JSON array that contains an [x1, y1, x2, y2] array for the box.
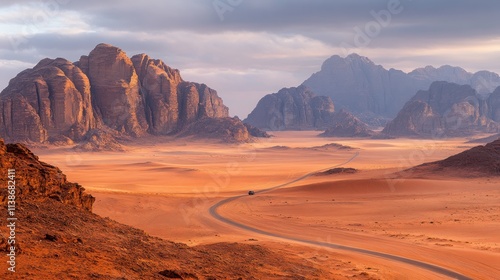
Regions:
[[1, 0, 500, 116]]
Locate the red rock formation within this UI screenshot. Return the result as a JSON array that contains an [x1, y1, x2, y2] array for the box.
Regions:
[[0, 58, 95, 142], [178, 117, 250, 143], [82, 44, 148, 136], [0, 43, 251, 145], [131, 53, 183, 134], [0, 138, 94, 211]]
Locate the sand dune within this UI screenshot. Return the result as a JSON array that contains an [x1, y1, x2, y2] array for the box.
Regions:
[[31, 131, 499, 278]]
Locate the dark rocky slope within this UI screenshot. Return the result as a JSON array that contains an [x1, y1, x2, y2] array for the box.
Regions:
[[320, 109, 374, 137], [409, 139, 500, 177]]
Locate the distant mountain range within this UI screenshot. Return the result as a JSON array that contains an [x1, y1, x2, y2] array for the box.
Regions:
[[0, 44, 267, 147], [245, 54, 500, 137], [302, 54, 500, 119]]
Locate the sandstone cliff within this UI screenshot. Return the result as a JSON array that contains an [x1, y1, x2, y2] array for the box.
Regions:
[[0, 58, 95, 143], [0, 44, 251, 146], [244, 85, 335, 130], [383, 82, 500, 137]]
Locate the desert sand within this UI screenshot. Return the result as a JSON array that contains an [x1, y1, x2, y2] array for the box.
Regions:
[[32, 131, 500, 279]]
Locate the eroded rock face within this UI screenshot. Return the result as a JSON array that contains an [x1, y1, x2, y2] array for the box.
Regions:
[[83, 44, 148, 136], [0, 58, 95, 142], [0, 138, 94, 211], [131, 54, 182, 134], [383, 82, 500, 137], [244, 85, 335, 131], [0, 43, 246, 145], [320, 109, 374, 137]]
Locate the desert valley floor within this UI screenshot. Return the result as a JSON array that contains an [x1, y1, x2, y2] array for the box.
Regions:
[[32, 131, 500, 279]]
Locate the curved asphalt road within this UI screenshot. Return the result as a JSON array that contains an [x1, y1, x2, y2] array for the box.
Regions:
[[209, 152, 472, 280]]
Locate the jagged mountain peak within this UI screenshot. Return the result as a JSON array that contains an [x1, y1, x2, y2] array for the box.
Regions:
[[303, 54, 500, 118]]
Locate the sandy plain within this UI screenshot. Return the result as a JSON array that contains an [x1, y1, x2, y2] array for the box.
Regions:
[[33, 131, 500, 279]]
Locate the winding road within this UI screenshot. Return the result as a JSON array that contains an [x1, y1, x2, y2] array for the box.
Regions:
[[208, 153, 472, 280]]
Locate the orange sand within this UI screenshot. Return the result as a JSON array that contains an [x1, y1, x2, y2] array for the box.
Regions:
[[32, 131, 500, 279]]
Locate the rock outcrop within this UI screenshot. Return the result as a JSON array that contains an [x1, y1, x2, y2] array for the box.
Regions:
[[0, 43, 251, 146], [178, 117, 251, 143], [320, 109, 374, 137], [79, 44, 148, 136], [244, 85, 335, 130], [383, 82, 500, 137], [0, 138, 94, 211], [244, 123, 272, 138], [73, 129, 125, 152], [302, 54, 500, 118], [409, 139, 500, 176]]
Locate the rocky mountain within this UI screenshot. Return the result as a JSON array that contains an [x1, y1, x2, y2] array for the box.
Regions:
[[320, 109, 374, 137], [382, 82, 500, 137], [302, 54, 500, 118], [409, 138, 500, 177], [244, 85, 335, 130], [0, 43, 258, 146], [0, 138, 336, 278]]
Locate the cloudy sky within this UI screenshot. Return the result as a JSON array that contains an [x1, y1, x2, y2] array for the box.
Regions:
[[1, 0, 499, 117]]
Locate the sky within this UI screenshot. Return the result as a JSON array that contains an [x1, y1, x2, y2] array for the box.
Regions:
[[0, 0, 499, 117]]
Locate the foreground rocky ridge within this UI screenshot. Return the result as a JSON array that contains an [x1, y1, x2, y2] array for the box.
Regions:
[[244, 85, 336, 131], [0, 43, 261, 146], [1, 200, 332, 279], [0, 138, 94, 211], [383, 82, 500, 137]]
